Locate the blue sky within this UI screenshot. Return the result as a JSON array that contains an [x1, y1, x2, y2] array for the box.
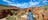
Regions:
[[0, 0, 48, 8]]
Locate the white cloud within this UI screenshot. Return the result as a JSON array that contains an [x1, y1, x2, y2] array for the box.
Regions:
[[29, 2, 39, 7], [8, 2, 40, 8], [3, 0, 13, 4], [30, 2, 39, 5], [43, 0, 48, 3], [3, 0, 7, 1], [15, 3, 29, 8], [43, 0, 48, 5], [3, 0, 40, 8], [43, 0, 48, 2]]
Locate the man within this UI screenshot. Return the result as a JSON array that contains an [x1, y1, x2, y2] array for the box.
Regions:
[[27, 10, 34, 20]]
